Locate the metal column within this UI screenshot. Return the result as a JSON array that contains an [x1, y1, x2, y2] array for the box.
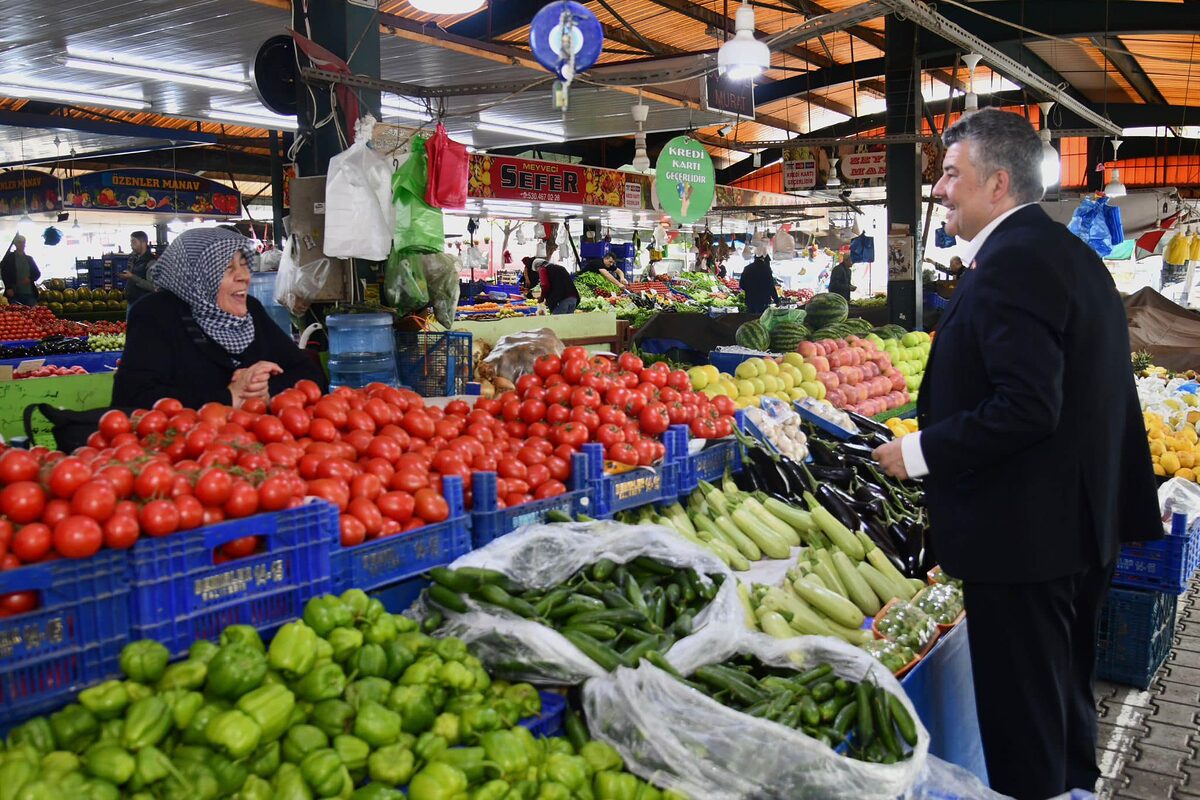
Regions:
[[270, 130, 285, 247], [885, 14, 923, 331]]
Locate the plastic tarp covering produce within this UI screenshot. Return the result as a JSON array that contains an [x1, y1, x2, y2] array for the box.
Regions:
[[1125, 287, 1200, 372]]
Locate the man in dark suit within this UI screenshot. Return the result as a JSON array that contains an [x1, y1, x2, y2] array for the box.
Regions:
[[872, 108, 1161, 799]]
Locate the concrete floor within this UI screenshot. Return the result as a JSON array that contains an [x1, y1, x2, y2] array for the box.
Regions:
[[1095, 586, 1200, 799]]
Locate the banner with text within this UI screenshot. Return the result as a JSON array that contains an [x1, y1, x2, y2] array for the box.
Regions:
[[842, 151, 887, 182], [0, 170, 62, 217], [65, 168, 241, 217], [468, 154, 650, 209]]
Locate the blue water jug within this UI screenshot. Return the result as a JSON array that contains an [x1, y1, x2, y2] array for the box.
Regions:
[[326, 312, 399, 389], [248, 272, 292, 335]]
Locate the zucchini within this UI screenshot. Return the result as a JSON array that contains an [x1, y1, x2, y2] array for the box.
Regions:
[[736, 582, 757, 630], [762, 497, 819, 540], [833, 550, 882, 616], [865, 548, 917, 600], [704, 513, 760, 560], [727, 510, 791, 559], [791, 576, 866, 630], [741, 497, 802, 547], [813, 549, 848, 597], [803, 492, 865, 561], [757, 587, 836, 638], [755, 608, 797, 641], [856, 562, 902, 606]]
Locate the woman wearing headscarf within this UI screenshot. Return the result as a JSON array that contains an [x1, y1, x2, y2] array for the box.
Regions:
[[112, 227, 326, 409]]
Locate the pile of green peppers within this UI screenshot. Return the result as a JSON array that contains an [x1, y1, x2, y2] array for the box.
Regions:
[[0, 590, 684, 800]]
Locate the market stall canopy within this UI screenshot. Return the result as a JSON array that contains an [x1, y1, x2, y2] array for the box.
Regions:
[[1125, 287, 1200, 372]]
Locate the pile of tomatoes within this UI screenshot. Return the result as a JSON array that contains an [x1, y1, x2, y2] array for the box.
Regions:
[[490, 347, 737, 467], [14, 365, 89, 380]]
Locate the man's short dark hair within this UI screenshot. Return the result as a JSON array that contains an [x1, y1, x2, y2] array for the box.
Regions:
[[131, 231, 149, 243], [942, 108, 1045, 205]]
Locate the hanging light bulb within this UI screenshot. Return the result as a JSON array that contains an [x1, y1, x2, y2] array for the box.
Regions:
[[962, 53, 982, 114], [1038, 102, 1060, 189], [409, 0, 485, 14], [826, 157, 841, 189], [1105, 138, 1127, 197], [717, 1, 771, 81]]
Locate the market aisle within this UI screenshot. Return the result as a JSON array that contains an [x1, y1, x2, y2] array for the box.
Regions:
[[1095, 578, 1200, 799]]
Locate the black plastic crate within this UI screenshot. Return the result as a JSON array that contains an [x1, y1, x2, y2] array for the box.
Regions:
[[395, 331, 472, 397]]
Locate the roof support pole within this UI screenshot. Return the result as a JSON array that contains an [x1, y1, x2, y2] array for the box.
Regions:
[[885, 14, 923, 331]]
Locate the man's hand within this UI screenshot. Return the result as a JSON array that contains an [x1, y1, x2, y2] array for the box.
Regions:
[[872, 439, 909, 480], [118, 271, 132, 280]]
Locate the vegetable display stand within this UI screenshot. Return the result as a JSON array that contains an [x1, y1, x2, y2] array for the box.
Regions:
[[1113, 512, 1200, 595], [129, 500, 337, 658], [1, 551, 130, 726], [330, 475, 470, 595], [471, 454, 592, 548], [521, 690, 567, 737], [582, 443, 672, 518], [0, 372, 115, 446], [395, 330, 473, 397], [671, 424, 741, 497], [1096, 587, 1176, 689]]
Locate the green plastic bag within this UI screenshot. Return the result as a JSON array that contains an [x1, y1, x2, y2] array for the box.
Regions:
[[758, 306, 806, 332], [392, 137, 445, 255], [385, 250, 430, 315]]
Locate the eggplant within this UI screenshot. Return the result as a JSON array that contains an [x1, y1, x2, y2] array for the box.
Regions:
[[808, 439, 846, 469], [816, 484, 861, 531], [845, 410, 892, 436], [808, 464, 854, 489], [744, 445, 791, 498], [838, 441, 877, 462], [779, 459, 814, 495], [853, 483, 888, 506], [863, 518, 899, 558]]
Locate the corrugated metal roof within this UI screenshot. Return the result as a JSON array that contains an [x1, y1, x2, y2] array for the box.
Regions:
[[1120, 34, 1200, 106], [1025, 38, 1140, 104]]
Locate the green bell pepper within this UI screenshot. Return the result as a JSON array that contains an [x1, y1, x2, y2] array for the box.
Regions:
[[157, 659, 207, 691], [206, 709, 262, 759], [509, 726, 542, 768], [543, 754, 590, 793], [182, 703, 225, 746], [367, 743, 415, 786], [480, 731, 529, 782], [327, 627, 364, 663], [283, 724, 330, 764], [409, 761, 469, 800], [490, 698, 520, 728], [364, 598, 386, 622], [432, 746, 493, 784], [300, 748, 348, 797], [49, 703, 99, 753], [0, 758, 37, 800], [311, 699, 355, 738], [389, 685, 438, 734], [461, 706, 502, 740], [168, 744, 212, 765], [347, 642, 389, 678], [289, 701, 310, 728], [236, 684, 296, 742], [414, 732, 449, 763], [470, 780, 511, 800], [119, 640, 170, 684], [237, 774, 274, 800], [354, 701, 401, 748], [503, 685, 541, 719], [220, 624, 266, 653], [400, 654, 444, 686], [394, 614, 418, 633], [80, 777, 121, 800], [7, 717, 55, 755], [273, 763, 316, 800], [446, 693, 485, 714], [209, 751, 251, 795], [352, 786, 404, 800], [40, 750, 80, 780], [340, 589, 370, 619], [470, 665, 493, 694], [133, 745, 177, 786], [433, 638, 469, 662], [535, 783, 571, 800], [396, 631, 436, 655], [541, 739, 574, 758], [344, 677, 392, 711], [97, 719, 124, 745], [633, 782, 661, 800], [189, 639, 220, 664], [503, 779, 539, 800], [123, 681, 154, 702], [332, 734, 370, 773], [383, 641, 416, 681], [205, 642, 268, 699], [81, 742, 135, 785], [438, 661, 475, 691], [269, 621, 319, 679], [77, 681, 129, 720], [122, 696, 172, 750], [295, 663, 348, 703], [304, 596, 354, 638], [580, 742, 623, 774], [163, 689, 204, 730], [315, 637, 335, 664], [432, 713, 462, 745], [160, 760, 220, 800], [593, 772, 639, 800], [248, 740, 281, 778], [363, 613, 397, 645], [7, 779, 61, 800]]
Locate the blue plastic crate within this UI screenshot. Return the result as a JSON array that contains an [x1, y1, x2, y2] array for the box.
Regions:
[[583, 443, 668, 517], [1096, 587, 1176, 689], [709, 350, 774, 374], [0, 551, 130, 725], [331, 476, 470, 594], [1114, 513, 1200, 595], [471, 454, 592, 548], [369, 574, 430, 614], [396, 331, 473, 397], [687, 438, 741, 485], [521, 691, 567, 738], [129, 501, 337, 658]]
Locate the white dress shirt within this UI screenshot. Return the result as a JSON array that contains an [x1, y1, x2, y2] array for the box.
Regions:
[[899, 203, 1035, 478]]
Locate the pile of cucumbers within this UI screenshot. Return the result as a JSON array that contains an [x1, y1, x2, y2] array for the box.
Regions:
[[426, 560, 724, 673]]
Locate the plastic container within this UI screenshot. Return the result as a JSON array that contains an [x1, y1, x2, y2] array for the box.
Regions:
[[471, 454, 592, 548], [521, 691, 567, 738], [330, 476, 470, 595], [369, 574, 430, 615], [327, 312, 399, 389], [249, 271, 292, 334], [0, 551, 130, 725], [395, 331, 473, 397], [583, 442, 668, 518], [1113, 512, 1200, 595], [129, 501, 337, 658], [709, 350, 773, 375], [1096, 587, 1176, 689]]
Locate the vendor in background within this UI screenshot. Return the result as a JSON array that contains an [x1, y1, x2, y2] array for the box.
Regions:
[[924, 255, 966, 279], [582, 251, 627, 286], [120, 231, 157, 311], [112, 227, 326, 410], [1, 234, 40, 306], [522, 256, 579, 315], [740, 254, 779, 315], [829, 253, 856, 302]]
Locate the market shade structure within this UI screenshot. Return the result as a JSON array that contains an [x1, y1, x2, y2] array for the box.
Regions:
[[1125, 287, 1200, 372]]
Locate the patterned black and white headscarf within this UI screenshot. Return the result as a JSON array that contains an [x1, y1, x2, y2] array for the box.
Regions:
[[153, 227, 257, 355]]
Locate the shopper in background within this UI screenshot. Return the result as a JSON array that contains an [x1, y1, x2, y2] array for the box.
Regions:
[[522, 256, 579, 315], [871, 108, 1161, 799], [0, 234, 40, 305], [582, 251, 627, 286], [120, 230, 157, 309], [924, 254, 967, 279], [740, 254, 779, 315], [113, 227, 326, 410], [828, 253, 856, 301]]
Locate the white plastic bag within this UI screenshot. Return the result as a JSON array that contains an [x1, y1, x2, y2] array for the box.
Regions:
[[275, 234, 332, 316], [906, 757, 1009, 800], [1158, 477, 1200, 533], [583, 632, 930, 800], [433, 519, 744, 685], [324, 116, 395, 261], [773, 228, 796, 258]]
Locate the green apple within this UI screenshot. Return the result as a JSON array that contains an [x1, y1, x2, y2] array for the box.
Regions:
[[688, 367, 710, 390], [736, 379, 756, 398], [799, 362, 818, 381]]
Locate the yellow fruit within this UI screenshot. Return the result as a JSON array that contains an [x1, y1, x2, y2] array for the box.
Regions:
[[788, 387, 807, 401], [688, 367, 709, 391], [1185, 427, 1200, 444], [1149, 427, 1165, 440], [783, 353, 805, 369], [1176, 468, 1196, 481], [735, 361, 758, 380], [799, 363, 818, 382], [703, 365, 721, 384], [1154, 462, 1167, 476], [1188, 411, 1200, 425], [736, 379, 755, 398], [1179, 451, 1196, 469], [763, 360, 780, 377], [903, 418, 919, 432], [1161, 452, 1181, 474], [1150, 440, 1167, 457], [778, 372, 795, 390]]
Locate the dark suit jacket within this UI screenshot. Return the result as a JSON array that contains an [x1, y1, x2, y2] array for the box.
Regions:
[[0, 251, 40, 298], [916, 205, 1160, 584], [111, 290, 327, 410]]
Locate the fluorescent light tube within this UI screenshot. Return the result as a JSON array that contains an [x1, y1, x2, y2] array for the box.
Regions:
[[476, 121, 565, 143], [62, 57, 246, 92], [205, 109, 297, 130], [0, 83, 148, 109]]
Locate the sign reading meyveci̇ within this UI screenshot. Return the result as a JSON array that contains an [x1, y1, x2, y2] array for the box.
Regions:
[[655, 136, 715, 224]]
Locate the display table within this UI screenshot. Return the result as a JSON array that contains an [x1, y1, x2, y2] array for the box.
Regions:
[[0, 373, 114, 446], [901, 621, 988, 784], [452, 312, 624, 351], [0, 351, 121, 373]]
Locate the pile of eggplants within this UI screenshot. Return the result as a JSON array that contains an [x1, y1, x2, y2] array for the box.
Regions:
[[734, 412, 934, 579]]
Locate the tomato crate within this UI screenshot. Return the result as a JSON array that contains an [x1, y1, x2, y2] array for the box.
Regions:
[[670, 424, 741, 498], [471, 453, 592, 547], [521, 691, 567, 738], [396, 331, 473, 397], [1096, 587, 1177, 689], [331, 475, 470, 595], [129, 500, 337, 658], [1113, 512, 1200, 595], [0, 551, 130, 726], [582, 443, 677, 518], [369, 574, 430, 614]]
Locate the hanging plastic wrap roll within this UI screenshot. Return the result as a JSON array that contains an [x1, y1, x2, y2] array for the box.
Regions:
[[324, 115, 395, 261]]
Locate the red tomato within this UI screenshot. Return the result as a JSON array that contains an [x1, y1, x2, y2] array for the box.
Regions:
[[102, 514, 139, 549], [552, 422, 588, 449], [561, 359, 586, 385], [2, 481, 46, 525], [606, 441, 639, 466], [0, 450, 39, 484], [139, 500, 180, 537], [136, 409, 169, 438], [639, 368, 668, 388], [175, 495, 204, 530], [667, 369, 692, 391], [0, 591, 38, 615], [617, 352, 643, 373], [340, 515, 367, 547], [313, 399, 348, 428], [533, 354, 562, 379], [133, 462, 174, 500], [402, 411, 435, 440], [525, 463, 551, 488], [527, 422, 550, 439], [712, 395, 736, 416], [46, 457, 92, 499], [519, 399, 547, 425], [444, 399, 470, 417], [194, 469, 234, 506], [221, 536, 259, 559], [504, 421, 528, 438], [377, 490, 415, 522], [562, 346, 588, 362], [633, 436, 657, 466], [348, 497, 384, 538], [12, 522, 51, 562], [534, 480, 567, 500], [714, 416, 734, 438], [70, 481, 117, 523], [570, 387, 601, 409], [545, 384, 573, 406], [497, 457, 528, 481], [295, 379, 323, 405], [42, 499, 71, 528], [623, 391, 647, 416], [224, 482, 260, 519], [98, 410, 132, 440], [53, 515, 103, 559], [638, 403, 671, 435], [595, 423, 625, 448], [413, 488, 450, 523], [517, 447, 547, 465], [257, 476, 293, 512], [546, 404, 571, 425], [568, 406, 600, 434], [307, 478, 350, 511], [544, 455, 570, 482], [514, 374, 542, 395], [597, 405, 627, 427]]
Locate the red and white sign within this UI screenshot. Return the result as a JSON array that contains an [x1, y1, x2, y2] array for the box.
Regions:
[[782, 159, 816, 191], [624, 181, 643, 209], [843, 151, 887, 181], [488, 156, 586, 203]]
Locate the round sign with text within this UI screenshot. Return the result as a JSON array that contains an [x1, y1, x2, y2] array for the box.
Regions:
[[654, 136, 715, 224]]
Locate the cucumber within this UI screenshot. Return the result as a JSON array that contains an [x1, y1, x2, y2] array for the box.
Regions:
[[727, 510, 791, 559], [563, 623, 619, 641], [703, 513, 760, 560], [562, 630, 623, 672], [833, 551, 882, 616], [791, 576, 866, 629], [427, 584, 468, 614], [865, 549, 917, 600]]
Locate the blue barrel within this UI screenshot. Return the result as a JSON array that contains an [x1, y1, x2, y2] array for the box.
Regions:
[[326, 313, 399, 389]]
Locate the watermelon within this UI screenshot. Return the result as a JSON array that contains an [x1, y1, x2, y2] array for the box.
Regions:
[[735, 320, 770, 350], [770, 322, 810, 352], [805, 292, 849, 329]]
